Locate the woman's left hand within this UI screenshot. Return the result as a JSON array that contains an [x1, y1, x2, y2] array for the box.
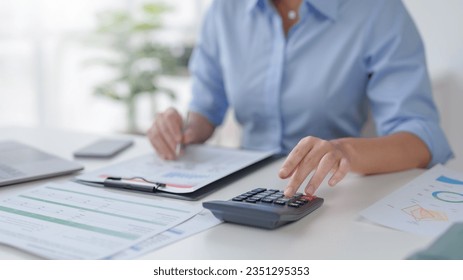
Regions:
[[279, 136, 351, 197]]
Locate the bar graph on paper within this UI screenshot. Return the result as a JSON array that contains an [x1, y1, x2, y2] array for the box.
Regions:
[[360, 165, 463, 236]]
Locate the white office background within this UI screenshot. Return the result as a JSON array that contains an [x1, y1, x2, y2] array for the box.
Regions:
[[0, 0, 211, 132], [1, 0, 463, 166]]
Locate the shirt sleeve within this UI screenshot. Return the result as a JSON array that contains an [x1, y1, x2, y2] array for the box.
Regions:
[[364, 0, 454, 167], [188, 0, 228, 127]]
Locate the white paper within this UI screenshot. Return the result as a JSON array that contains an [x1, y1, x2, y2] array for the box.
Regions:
[[109, 210, 222, 259], [0, 182, 201, 259], [76, 144, 273, 194], [360, 165, 463, 236]]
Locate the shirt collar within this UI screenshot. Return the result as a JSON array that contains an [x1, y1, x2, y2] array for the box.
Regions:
[[307, 0, 338, 20], [246, 0, 265, 13], [246, 0, 339, 21]]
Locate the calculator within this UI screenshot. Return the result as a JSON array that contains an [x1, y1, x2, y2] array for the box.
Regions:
[[203, 188, 324, 229]]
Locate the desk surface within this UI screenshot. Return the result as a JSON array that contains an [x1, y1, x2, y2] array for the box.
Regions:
[[0, 126, 444, 259]]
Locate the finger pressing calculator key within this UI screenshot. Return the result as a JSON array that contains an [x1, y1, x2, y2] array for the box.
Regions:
[[202, 188, 324, 229]]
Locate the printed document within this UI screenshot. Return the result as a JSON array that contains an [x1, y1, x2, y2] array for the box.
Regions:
[[360, 165, 463, 236], [76, 144, 273, 194], [0, 181, 201, 259], [109, 209, 222, 259]]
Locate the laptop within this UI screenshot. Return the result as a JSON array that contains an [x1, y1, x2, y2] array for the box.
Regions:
[[0, 140, 84, 187]]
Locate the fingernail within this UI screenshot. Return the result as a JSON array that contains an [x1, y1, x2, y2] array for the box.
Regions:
[[284, 189, 292, 197], [306, 184, 315, 195]]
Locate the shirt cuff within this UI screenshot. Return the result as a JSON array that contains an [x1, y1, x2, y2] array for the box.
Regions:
[[389, 120, 454, 167], [188, 103, 224, 127]]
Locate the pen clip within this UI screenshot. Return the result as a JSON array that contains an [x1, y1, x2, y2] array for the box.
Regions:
[[104, 177, 166, 193]]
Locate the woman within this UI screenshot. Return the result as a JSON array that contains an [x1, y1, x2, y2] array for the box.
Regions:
[[148, 0, 453, 197]]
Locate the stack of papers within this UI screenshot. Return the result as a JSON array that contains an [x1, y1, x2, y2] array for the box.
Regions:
[[0, 181, 221, 259], [0, 145, 273, 259]]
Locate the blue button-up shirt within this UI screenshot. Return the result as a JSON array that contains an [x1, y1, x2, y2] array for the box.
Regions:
[[188, 0, 453, 166]]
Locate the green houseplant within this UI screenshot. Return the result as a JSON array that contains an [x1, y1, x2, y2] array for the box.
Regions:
[[88, 2, 188, 133]]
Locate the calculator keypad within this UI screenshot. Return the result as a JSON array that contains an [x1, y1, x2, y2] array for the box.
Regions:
[[231, 188, 315, 208]]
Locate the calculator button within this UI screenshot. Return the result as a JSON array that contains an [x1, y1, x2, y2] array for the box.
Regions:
[[233, 195, 248, 200], [288, 202, 301, 208], [291, 193, 303, 199], [261, 198, 274, 203], [302, 195, 317, 201], [251, 188, 266, 193], [232, 197, 245, 202], [245, 198, 258, 203], [274, 199, 287, 205], [261, 191, 276, 196]]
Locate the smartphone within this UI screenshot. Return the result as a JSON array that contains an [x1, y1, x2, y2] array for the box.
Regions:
[[73, 138, 134, 158]]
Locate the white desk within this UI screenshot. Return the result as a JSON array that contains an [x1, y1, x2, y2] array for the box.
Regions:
[[0, 126, 438, 259]]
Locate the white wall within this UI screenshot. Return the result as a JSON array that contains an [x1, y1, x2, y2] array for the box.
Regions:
[[403, 0, 463, 169], [0, 0, 209, 133]]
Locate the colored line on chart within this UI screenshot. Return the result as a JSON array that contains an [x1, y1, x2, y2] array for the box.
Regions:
[[432, 191, 463, 203], [436, 175, 463, 185]]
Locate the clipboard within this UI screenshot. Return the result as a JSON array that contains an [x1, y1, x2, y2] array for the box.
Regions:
[[74, 145, 278, 200]]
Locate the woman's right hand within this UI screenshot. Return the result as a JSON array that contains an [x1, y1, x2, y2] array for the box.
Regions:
[[147, 108, 215, 160]]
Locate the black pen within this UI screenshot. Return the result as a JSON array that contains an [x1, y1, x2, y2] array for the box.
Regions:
[[103, 177, 165, 193]]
